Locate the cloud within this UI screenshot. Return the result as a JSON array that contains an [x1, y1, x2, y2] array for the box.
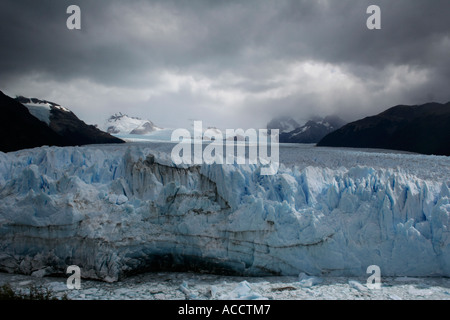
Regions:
[[1, 0, 450, 128]]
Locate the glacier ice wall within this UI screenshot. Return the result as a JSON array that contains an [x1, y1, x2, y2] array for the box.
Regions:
[[0, 145, 449, 282]]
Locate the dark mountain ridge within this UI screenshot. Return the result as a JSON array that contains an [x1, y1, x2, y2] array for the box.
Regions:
[[317, 101, 450, 156], [0, 91, 124, 153]]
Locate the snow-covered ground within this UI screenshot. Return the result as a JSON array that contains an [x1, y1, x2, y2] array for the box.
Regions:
[[0, 142, 449, 300], [0, 271, 449, 300], [22, 102, 52, 125], [116, 129, 175, 142], [20, 98, 71, 126]]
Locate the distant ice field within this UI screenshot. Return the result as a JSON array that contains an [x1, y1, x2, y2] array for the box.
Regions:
[[117, 140, 450, 181]]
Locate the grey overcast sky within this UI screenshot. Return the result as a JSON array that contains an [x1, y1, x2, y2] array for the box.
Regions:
[[1, 0, 449, 129]]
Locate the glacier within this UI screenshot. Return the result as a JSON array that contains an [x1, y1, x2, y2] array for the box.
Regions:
[[0, 143, 449, 282]]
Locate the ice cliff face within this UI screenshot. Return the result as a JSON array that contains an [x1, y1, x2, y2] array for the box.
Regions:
[[0, 145, 449, 282]]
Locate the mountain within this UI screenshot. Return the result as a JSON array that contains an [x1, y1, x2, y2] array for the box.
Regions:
[[317, 102, 450, 156], [0, 91, 124, 153], [15, 95, 124, 148], [0, 91, 68, 152], [279, 115, 346, 144], [101, 113, 162, 135], [267, 116, 301, 133]]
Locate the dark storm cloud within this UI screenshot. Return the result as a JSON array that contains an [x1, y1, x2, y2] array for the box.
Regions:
[[0, 0, 449, 127]]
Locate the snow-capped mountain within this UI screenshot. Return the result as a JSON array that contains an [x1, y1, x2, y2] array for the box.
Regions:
[[14, 95, 124, 148], [16, 96, 70, 125], [279, 115, 346, 144], [101, 113, 162, 135], [267, 116, 301, 133], [0, 92, 65, 152], [0, 91, 123, 153]]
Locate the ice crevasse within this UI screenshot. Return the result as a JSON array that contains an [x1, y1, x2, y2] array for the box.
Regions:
[[0, 145, 448, 282]]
